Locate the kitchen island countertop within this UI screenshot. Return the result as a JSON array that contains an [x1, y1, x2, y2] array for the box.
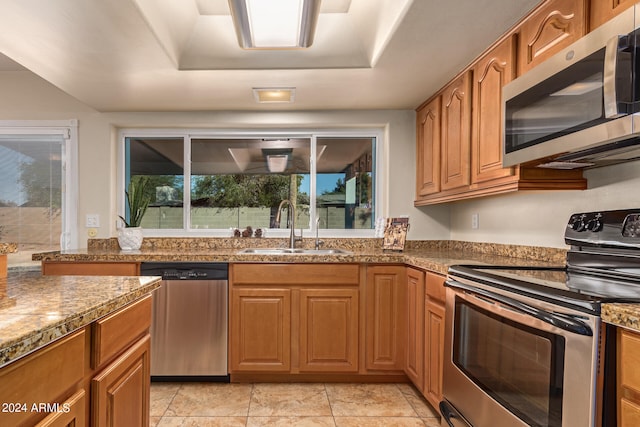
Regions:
[[0, 270, 160, 368]]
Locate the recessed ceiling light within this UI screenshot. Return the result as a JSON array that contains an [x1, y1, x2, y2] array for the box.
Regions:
[[229, 0, 321, 49], [253, 87, 296, 103]]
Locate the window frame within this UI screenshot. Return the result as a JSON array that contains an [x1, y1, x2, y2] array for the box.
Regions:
[[0, 119, 79, 250], [118, 128, 384, 238]]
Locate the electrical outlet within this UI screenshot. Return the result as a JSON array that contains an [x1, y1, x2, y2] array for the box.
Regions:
[[86, 214, 100, 228], [471, 213, 479, 229]]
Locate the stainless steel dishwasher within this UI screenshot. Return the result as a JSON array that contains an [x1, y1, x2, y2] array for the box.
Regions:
[[140, 262, 228, 381]]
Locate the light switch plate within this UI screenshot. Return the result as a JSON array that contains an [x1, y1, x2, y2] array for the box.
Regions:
[[86, 214, 100, 228]]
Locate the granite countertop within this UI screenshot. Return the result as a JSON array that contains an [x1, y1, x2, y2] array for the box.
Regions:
[[33, 238, 568, 276], [0, 271, 161, 368], [0, 243, 18, 255], [602, 304, 640, 333]]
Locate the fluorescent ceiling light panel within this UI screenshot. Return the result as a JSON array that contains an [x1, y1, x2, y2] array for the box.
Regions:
[[253, 87, 296, 103], [266, 154, 289, 172], [229, 0, 321, 49]]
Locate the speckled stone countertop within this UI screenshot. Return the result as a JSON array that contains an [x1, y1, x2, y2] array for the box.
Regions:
[[602, 304, 640, 332], [33, 238, 568, 275], [0, 271, 160, 368], [0, 243, 17, 254]]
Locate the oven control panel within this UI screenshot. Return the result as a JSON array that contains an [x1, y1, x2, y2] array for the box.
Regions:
[[565, 209, 640, 248]]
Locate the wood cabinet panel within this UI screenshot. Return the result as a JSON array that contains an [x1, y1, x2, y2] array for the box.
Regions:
[[299, 289, 359, 372], [441, 72, 472, 191], [35, 390, 86, 427], [42, 261, 140, 276], [518, 0, 587, 74], [230, 288, 292, 372], [471, 35, 517, 184], [91, 334, 150, 427], [0, 330, 85, 427], [416, 96, 441, 199], [92, 295, 152, 368], [590, 0, 635, 30], [231, 263, 360, 285], [405, 267, 425, 391], [424, 272, 446, 409], [365, 266, 406, 371]]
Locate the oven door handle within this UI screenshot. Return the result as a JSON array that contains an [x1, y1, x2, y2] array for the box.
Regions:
[[446, 279, 593, 336]]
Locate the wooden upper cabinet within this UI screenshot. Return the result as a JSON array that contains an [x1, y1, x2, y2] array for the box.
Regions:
[[471, 35, 517, 184], [416, 96, 441, 199], [440, 71, 472, 191], [591, 0, 635, 30], [518, 0, 587, 74]]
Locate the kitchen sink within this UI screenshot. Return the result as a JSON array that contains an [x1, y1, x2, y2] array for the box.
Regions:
[[238, 248, 352, 255]]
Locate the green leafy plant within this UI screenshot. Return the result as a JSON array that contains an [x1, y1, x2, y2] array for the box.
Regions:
[[119, 176, 152, 228]]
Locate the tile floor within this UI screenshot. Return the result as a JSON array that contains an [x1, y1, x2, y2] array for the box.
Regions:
[[150, 382, 441, 426]]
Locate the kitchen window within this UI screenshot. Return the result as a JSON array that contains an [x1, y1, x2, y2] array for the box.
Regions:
[[121, 130, 380, 236], [0, 120, 78, 266]]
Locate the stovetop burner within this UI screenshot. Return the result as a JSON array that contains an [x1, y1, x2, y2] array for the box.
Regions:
[[448, 209, 640, 313]]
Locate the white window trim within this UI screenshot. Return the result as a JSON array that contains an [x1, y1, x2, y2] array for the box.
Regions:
[[0, 119, 79, 250], [119, 127, 384, 238]]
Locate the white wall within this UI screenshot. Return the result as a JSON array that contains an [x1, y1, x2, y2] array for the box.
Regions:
[[0, 70, 449, 247], [449, 160, 640, 248]]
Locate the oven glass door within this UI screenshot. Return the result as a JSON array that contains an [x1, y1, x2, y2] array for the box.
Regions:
[[453, 298, 565, 427]]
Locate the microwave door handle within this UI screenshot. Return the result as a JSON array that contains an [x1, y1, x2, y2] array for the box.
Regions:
[[603, 34, 626, 118], [446, 280, 593, 336]]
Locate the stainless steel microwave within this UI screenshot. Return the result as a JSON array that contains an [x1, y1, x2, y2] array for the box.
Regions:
[[503, 4, 640, 169]]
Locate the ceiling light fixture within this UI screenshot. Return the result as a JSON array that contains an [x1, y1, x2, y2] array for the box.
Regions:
[[228, 0, 322, 49], [253, 87, 296, 103], [263, 148, 292, 173]]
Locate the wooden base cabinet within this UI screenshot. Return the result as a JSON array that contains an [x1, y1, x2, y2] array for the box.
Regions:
[[230, 288, 292, 372], [405, 267, 425, 391], [230, 264, 360, 375], [618, 328, 640, 426], [91, 335, 151, 427], [365, 266, 406, 371], [424, 272, 446, 410], [0, 295, 153, 427]]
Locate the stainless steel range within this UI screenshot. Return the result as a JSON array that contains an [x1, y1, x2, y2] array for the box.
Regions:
[[440, 209, 640, 427]]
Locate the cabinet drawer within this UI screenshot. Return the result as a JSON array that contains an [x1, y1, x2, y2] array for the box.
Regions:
[[92, 295, 152, 368], [42, 261, 140, 276], [0, 330, 85, 426], [425, 272, 446, 303], [232, 263, 360, 285]]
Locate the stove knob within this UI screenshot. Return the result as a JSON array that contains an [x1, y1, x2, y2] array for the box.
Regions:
[[586, 214, 603, 232], [569, 215, 586, 232]]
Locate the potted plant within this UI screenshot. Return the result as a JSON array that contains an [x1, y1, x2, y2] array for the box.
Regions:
[[117, 176, 151, 251]]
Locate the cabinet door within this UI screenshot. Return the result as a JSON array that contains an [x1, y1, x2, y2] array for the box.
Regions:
[[618, 328, 640, 426], [518, 0, 587, 74], [424, 299, 445, 410], [230, 288, 291, 372], [405, 268, 425, 390], [35, 390, 86, 427], [365, 266, 405, 371], [441, 72, 472, 191], [591, 0, 635, 30], [91, 334, 150, 427], [471, 35, 517, 184], [299, 288, 359, 372], [416, 96, 441, 198]]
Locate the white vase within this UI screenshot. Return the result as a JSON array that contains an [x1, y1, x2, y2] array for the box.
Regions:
[[117, 227, 143, 251]]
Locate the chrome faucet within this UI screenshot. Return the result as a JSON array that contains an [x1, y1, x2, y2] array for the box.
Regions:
[[315, 217, 324, 250], [275, 199, 302, 249]]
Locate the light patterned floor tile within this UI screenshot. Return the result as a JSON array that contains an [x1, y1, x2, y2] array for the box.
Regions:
[[165, 383, 253, 417], [422, 417, 441, 427], [326, 383, 416, 417], [155, 416, 247, 426], [249, 383, 332, 417], [334, 417, 428, 426], [403, 393, 439, 418], [247, 416, 337, 426], [151, 383, 182, 417]]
